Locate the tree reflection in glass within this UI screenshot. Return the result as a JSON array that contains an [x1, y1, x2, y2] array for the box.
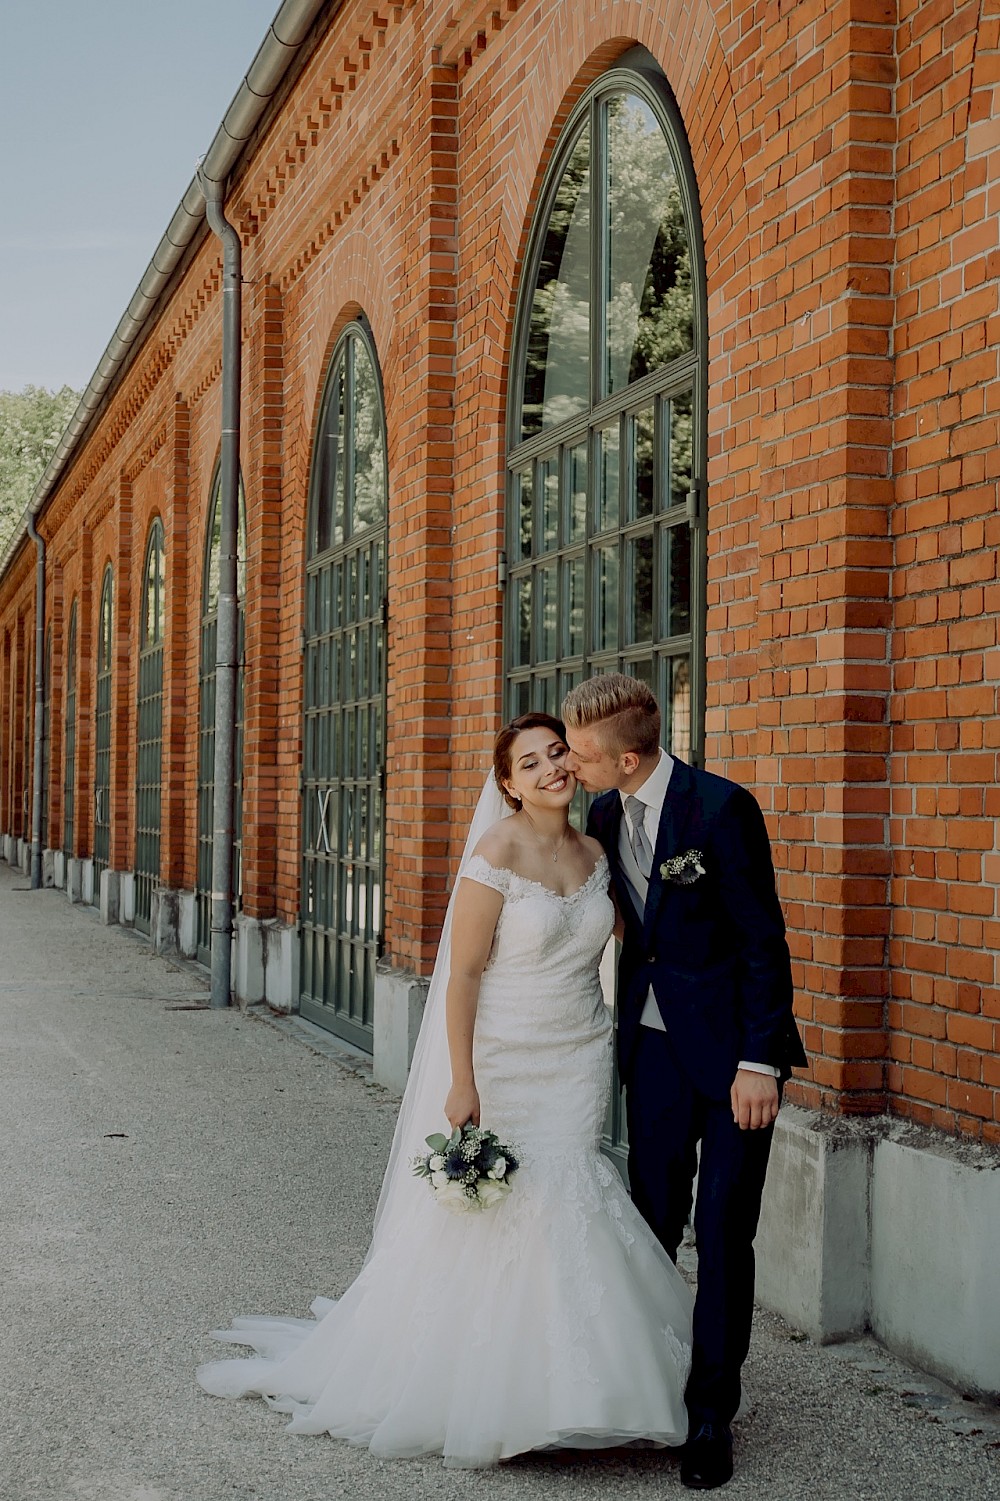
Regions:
[[352, 334, 387, 535], [521, 126, 591, 439], [606, 94, 693, 396]]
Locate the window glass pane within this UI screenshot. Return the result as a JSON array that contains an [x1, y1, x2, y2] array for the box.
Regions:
[[539, 562, 557, 661], [666, 655, 692, 759], [143, 528, 165, 647], [206, 478, 248, 613], [541, 455, 560, 551], [351, 333, 387, 535], [606, 93, 693, 395], [661, 522, 691, 638], [521, 125, 591, 439], [669, 389, 693, 509], [632, 406, 655, 519], [567, 442, 587, 544], [597, 425, 620, 531], [143, 545, 156, 647], [632, 657, 655, 695], [156, 536, 166, 641], [516, 467, 533, 560], [628, 533, 654, 644], [563, 555, 585, 658], [313, 355, 346, 555], [206, 490, 222, 614], [99, 574, 113, 670], [513, 574, 532, 666], [593, 545, 619, 651]]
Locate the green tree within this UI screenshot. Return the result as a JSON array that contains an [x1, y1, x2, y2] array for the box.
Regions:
[[0, 385, 81, 554]]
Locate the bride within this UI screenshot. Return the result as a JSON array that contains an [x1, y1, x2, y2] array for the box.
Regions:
[[197, 711, 693, 1468]]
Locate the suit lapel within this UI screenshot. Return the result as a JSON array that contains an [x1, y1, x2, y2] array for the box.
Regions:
[[642, 758, 696, 940]]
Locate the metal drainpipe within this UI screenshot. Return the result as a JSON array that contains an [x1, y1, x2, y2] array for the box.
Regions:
[[26, 514, 45, 889], [199, 171, 241, 1009]]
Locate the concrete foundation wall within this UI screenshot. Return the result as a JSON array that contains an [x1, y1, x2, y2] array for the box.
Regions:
[[233, 916, 298, 1012], [149, 887, 197, 959], [757, 1107, 1000, 1399], [756, 1107, 871, 1342], [870, 1135, 1000, 1397], [373, 964, 428, 1094]]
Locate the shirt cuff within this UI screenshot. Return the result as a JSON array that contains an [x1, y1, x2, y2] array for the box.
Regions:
[[737, 1060, 780, 1078]]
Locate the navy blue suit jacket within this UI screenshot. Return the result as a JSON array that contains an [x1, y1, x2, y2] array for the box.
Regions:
[[587, 759, 806, 1101]]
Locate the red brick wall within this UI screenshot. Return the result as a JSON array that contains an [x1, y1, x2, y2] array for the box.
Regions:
[[889, 0, 1000, 1142], [0, 0, 997, 1140]]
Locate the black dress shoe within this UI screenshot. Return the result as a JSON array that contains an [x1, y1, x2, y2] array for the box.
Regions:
[[680, 1422, 733, 1490]]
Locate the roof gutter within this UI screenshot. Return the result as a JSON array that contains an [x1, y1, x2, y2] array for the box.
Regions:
[[0, 0, 330, 577]]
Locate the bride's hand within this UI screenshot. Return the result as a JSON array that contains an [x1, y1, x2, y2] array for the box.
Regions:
[[445, 1080, 481, 1130]]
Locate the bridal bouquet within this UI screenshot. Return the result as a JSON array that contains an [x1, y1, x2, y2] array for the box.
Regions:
[[412, 1123, 520, 1214]]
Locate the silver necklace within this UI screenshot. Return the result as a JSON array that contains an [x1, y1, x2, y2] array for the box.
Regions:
[[522, 813, 571, 863]]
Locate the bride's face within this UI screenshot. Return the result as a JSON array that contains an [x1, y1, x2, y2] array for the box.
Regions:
[[504, 728, 577, 811]]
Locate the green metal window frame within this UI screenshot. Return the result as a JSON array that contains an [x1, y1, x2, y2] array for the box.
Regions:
[[63, 601, 77, 856], [93, 566, 114, 900], [135, 520, 165, 934], [21, 637, 32, 840], [504, 54, 708, 1171], [196, 470, 247, 966], [300, 318, 388, 1051], [40, 625, 52, 845]]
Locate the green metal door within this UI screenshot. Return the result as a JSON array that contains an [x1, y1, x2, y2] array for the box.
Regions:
[[135, 523, 165, 934], [93, 567, 113, 900], [300, 322, 387, 1049], [505, 63, 707, 1173]]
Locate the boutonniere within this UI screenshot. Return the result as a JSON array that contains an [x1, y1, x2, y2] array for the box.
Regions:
[[660, 849, 706, 885]]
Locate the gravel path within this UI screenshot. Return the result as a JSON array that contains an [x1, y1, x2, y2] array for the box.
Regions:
[[1, 862, 997, 1501]]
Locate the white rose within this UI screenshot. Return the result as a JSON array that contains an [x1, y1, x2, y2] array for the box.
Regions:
[[476, 1179, 509, 1209], [438, 1181, 476, 1214], [431, 1170, 448, 1189], [490, 1157, 507, 1179], [429, 1154, 445, 1172]]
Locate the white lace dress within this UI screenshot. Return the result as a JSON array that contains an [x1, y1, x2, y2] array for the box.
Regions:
[[197, 855, 692, 1468]]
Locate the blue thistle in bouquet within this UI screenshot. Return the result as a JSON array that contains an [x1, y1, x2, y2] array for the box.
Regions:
[[411, 1123, 520, 1213]]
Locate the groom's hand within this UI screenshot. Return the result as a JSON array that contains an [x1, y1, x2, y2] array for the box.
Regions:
[[731, 1069, 780, 1130]]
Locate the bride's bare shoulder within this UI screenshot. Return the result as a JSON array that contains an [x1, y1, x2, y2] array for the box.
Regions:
[[471, 818, 520, 867], [578, 832, 606, 865]]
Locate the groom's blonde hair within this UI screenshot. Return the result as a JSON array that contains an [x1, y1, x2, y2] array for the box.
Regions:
[[562, 674, 661, 759]]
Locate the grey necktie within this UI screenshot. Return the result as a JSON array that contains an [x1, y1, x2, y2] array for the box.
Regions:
[[625, 795, 653, 880]]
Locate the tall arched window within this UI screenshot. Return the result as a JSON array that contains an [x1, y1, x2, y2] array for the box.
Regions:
[[40, 625, 52, 845], [63, 600, 77, 856], [196, 472, 247, 965], [21, 636, 33, 841], [135, 520, 165, 933], [507, 55, 705, 760], [506, 54, 707, 1164], [301, 319, 388, 1049], [93, 566, 114, 899]]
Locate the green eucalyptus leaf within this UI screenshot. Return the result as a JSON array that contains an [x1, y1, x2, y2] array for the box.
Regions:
[[425, 1133, 449, 1152]]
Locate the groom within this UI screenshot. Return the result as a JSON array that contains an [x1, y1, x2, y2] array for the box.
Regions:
[[562, 674, 805, 1491]]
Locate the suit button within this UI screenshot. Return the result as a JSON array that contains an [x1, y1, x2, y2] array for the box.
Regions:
[[647, 953, 656, 965]]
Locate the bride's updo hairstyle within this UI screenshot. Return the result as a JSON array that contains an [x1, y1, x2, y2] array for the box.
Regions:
[[562, 673, 660, 758], [493, 712, 569, 809]]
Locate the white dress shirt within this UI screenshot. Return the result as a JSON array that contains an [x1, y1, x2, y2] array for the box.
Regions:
[[619, 750, 779, 1078]]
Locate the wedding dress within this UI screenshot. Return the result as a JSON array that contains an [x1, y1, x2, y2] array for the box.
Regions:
[[197, 783, 692, 1469]]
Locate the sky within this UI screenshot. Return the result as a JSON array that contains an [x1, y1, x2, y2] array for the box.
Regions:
[[0, 0, 284, 393]]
